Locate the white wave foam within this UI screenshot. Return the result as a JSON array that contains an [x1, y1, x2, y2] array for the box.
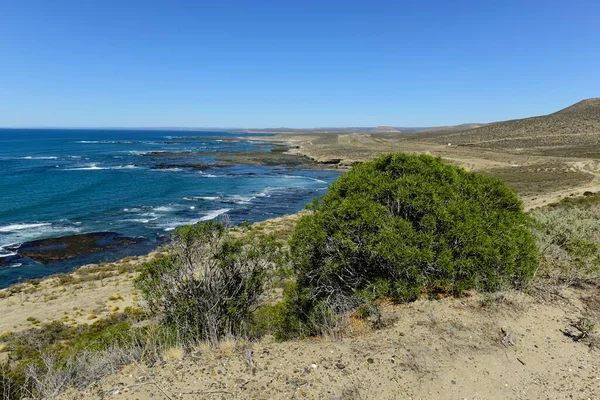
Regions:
[[183, 196, 219, 202], [0, 250, 17, 258], [199, 208, 230, 221], [9, 263, 23, 268], [154, 168, 182, 172], [183, 195, 253, 204], [0, 224, 82, 249], [227, 195, 254, 204], [283, 175, 327, 184], [77, 140, 132, 144], [255, 191, 271, 198], [21, 156, 58, 160], [153, 206, 173, 212], [198, 172, 219, 178], [161, 209, 231, 231], [126, 217, 159, 224], [65, 164, 138, 171], [0, 223, 52, 233], [65, 163, 104, 170]]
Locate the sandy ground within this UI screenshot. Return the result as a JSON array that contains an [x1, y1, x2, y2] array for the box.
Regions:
[[57, 284, 600, 400], [0, 252, 159, 336]]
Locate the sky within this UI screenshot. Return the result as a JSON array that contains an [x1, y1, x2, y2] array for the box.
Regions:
[[0, 0, 599, 128]]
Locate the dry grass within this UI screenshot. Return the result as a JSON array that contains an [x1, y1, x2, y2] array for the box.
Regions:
[[164, 346, 185, 361], [108, 293, 124, 301], [423, 98, 600, 150]]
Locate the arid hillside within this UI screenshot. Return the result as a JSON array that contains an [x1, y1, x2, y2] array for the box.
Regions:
[[256, 99, 600, 209], [423, 98, 600, 156]]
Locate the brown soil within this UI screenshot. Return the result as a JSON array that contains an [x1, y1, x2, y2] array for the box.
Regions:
[[58, 285, 600, 400]]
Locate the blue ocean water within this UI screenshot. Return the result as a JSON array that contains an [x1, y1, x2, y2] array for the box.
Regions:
[[0, 129, 341, 288]]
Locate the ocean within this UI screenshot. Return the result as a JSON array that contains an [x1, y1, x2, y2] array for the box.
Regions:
[[0, 129, 341, 288]]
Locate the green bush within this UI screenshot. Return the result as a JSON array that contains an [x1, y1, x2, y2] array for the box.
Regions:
[[135, 221, 283, 343], [531, 205, 600, 284], [289, 153, 537, 328], [0, 309, 155, 399]]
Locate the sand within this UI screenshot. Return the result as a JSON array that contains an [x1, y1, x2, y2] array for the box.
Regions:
[[57, 285, 600, 399]]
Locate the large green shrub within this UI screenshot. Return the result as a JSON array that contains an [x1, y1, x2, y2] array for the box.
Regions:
[[290, 153, 538, 312]]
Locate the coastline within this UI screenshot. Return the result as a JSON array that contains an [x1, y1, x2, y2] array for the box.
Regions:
[[3, 130, 600, 334], [0, 133, 341, 288], [0, 212, 304, 336]]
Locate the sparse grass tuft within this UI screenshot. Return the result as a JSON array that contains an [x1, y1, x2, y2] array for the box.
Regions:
[[108, 293, 123, 301], [165, 346, 185, 361]]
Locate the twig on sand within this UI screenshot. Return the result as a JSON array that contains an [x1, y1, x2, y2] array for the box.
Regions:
[[181, 389, 233, 396], [102, 381, 174, 399]]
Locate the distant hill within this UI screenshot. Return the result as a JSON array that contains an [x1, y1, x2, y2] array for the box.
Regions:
[[422, 98, 600, 152], [414, 123, 487, 136], [372, 126, 402, 133]]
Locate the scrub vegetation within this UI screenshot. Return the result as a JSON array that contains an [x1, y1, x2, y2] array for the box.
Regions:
[[2, 153, 600, 399]]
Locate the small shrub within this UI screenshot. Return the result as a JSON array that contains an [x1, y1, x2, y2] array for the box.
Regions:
[[55, 274, 74, 286], [531, 205, 600, 284], [240, 220, 252, 231], [135, 221, 283, 343], [288, 153, 538, 336]]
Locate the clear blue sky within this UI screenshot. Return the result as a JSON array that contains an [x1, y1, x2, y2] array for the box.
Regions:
[[1, 0, 598, 128]]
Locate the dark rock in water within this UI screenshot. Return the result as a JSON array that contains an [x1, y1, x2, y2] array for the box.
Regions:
[[8, 232, 146, 264], [0, 251, 21, 267], [142, 151, 196, 157], [318, 158, 343, 165], [151, 162, 230, 171]]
